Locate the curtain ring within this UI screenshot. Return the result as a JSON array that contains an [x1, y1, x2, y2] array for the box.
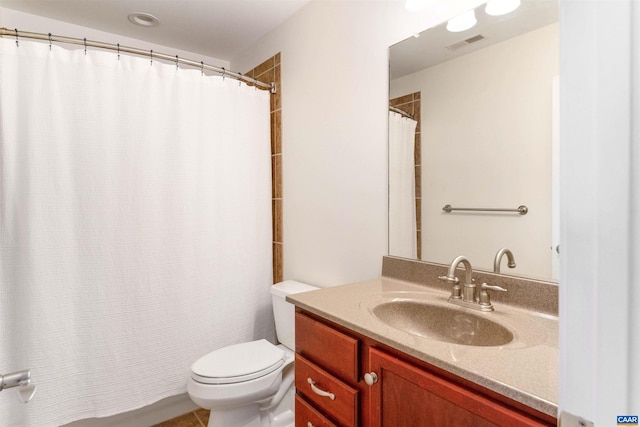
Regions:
[[175, 55, 179, 70], [83, 37, 87, 55], [48, 33, 52, 51], [238, 72, 242, 86], [150, 49, 153, 66], [117, 43, 120, 60], [201, 61, 204, 76], [222, 67, 225, 81], [14, 28, 18, 47]]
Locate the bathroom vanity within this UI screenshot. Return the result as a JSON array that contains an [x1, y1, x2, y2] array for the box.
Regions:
[[288, 257, 558, 427]]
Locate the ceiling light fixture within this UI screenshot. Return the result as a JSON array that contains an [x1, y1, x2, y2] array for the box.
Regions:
[[485, 0, 521, 16], [127, 13, 160, 27], [446, 10, 477, 33]]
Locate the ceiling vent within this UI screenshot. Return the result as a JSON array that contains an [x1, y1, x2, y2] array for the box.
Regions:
[[445, 34, 485, 51]]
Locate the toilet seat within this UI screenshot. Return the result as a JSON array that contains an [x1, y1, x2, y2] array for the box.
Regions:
[[191, 339, 285, 385]]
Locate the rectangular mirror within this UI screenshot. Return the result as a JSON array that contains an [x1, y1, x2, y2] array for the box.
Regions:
[[389, 0, 559, 282]]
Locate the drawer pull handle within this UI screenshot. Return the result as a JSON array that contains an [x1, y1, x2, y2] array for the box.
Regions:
[[364, 371, 378, 385], [307, 377, 335, 400]]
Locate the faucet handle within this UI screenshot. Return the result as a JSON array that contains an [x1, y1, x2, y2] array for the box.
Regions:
[[438, 275, 459, 284], [481, 283, 507, 292], [478, 283, 507, 311]]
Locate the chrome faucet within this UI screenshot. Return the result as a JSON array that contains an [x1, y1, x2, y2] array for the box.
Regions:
[[493, 248, 516, 273], [439, 255, 507, 312]]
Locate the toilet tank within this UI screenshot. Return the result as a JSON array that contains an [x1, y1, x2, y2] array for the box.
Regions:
[[270, 280, 319, 350]]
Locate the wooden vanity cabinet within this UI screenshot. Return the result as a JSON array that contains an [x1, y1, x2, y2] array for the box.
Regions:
[[294, 309, 556, 427]]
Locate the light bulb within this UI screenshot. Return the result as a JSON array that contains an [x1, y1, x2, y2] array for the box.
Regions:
[[485, 0, 521, 16], [446, 10, 477, 33]]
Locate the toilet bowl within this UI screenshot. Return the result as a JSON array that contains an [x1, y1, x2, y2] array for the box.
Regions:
[[187, 281, 318, 427]]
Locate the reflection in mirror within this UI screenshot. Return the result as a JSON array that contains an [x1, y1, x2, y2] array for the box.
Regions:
[[389, 0, 559, 282], [389, 104, 419, 259]]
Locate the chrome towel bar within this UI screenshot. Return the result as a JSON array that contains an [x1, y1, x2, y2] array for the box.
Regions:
[[442, 204, 528, 215]]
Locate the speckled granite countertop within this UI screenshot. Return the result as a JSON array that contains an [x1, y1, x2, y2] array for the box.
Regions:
[[287, 276, 558, 418]]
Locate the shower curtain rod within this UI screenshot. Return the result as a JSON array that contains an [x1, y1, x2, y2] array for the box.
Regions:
[[0, 27, 276, 93], [389, 106, 413, 119]]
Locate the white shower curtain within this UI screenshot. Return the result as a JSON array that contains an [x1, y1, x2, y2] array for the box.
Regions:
[[388, 111, 418, 259], [0, 39, 272, 426]]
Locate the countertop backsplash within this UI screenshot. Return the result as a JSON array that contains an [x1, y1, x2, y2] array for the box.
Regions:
[[382, 256, 558, 316]]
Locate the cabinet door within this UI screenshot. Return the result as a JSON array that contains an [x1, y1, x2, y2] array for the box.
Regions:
[[367, 348, 552, 427]]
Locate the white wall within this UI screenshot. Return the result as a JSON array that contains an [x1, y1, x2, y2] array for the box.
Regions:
[[231, 0, 485, 287], [559, 0, 639, 424], [391, 23, 558, 279]]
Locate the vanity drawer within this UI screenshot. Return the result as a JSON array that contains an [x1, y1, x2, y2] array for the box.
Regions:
[[295, 312, 359, 383], [295, 354, 359, 427], [295, 395, 338, 427]]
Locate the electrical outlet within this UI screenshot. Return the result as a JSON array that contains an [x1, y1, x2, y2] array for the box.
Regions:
[[559, 411, 594, 427]]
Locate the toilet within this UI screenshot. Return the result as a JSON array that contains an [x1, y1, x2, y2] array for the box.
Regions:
[[187, 280, 319, 427]]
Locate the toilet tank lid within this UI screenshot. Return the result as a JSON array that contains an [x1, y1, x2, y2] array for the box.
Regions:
[[270, 280, 319, 298]]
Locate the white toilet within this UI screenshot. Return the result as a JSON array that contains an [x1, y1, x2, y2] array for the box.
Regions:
[[187, 280, 319, 427]]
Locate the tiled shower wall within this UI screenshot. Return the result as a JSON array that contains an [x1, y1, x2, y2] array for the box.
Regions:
[[389, 92, 422, 260], [245, 53, 283, 284]]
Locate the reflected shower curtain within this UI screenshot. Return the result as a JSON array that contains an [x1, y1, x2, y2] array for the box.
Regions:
[[388, 112, 418, 258], [0, 39, 272, 426]]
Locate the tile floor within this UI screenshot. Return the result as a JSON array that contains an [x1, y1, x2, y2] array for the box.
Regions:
[[152, 408, 210, 427]]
